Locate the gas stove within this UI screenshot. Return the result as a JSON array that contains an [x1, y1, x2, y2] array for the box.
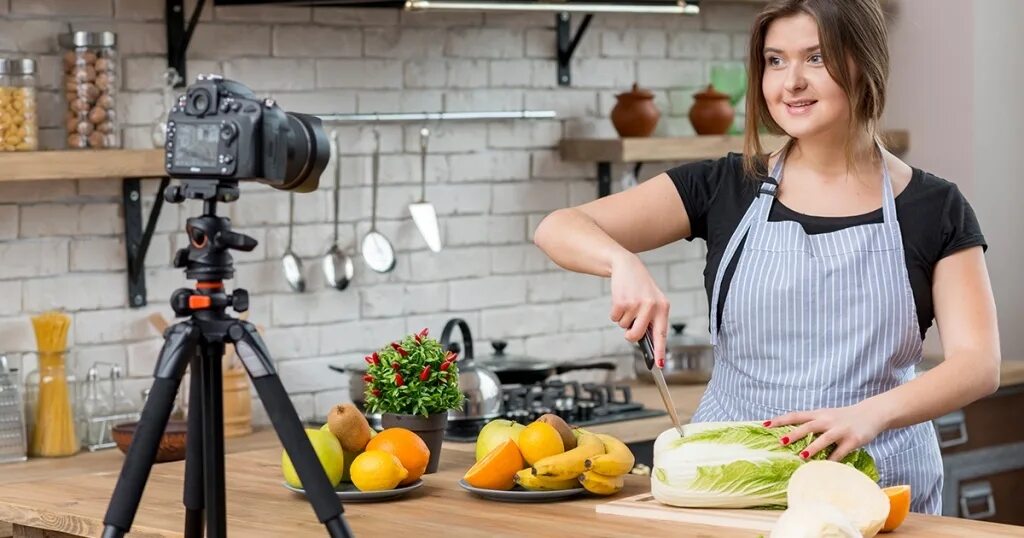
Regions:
[[444, 380, 666, 443]]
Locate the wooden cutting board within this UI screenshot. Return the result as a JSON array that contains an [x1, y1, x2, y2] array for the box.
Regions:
[[597, 493, 778, 532], [597, 493, 1024, 537]]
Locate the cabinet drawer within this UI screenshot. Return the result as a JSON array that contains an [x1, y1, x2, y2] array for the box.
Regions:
[[935, 385, 1024, 454], [957, 466, 1024, 525]]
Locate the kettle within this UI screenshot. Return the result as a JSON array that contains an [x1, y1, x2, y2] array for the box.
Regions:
[[439, 318, 503, 422]]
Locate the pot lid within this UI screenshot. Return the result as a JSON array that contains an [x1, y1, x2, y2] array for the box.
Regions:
[[617, 82, 654, 99], [475, 341, 556, 372], [693, 84, 730, 100], [666, 323, 712, 348]]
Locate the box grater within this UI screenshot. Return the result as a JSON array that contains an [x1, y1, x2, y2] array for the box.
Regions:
[[0, 355, 27, 463]]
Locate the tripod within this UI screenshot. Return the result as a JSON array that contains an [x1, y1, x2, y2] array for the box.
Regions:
[[101, 180, 352, 538]]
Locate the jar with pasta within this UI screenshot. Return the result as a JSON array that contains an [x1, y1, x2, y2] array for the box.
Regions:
[[59, 31, 118, 149], [0, 58, 38, 152]]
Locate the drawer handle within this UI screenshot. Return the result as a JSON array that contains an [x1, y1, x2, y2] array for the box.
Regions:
[[959, 481, 996, 520], [934, 410, 968, 448]]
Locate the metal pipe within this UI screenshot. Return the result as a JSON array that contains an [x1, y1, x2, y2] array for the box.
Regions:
[[404, 0, 699, 15], [316, 110, 558, 123]]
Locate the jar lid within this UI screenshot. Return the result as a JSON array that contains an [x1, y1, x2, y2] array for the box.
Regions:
[[617, 82, 654, 99], [0, 58, 36, 75], [694, 84, 730, 100], [59, 31, 117, 48]]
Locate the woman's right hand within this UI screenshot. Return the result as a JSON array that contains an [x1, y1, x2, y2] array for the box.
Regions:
[[609, 251, 670, 365]]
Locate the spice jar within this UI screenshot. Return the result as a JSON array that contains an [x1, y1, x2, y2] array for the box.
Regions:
[[59, 31, 118, 149], [0, 58, 39, 152]]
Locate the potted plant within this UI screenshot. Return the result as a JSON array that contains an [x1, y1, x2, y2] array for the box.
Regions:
[[363, 328, 463, 473]]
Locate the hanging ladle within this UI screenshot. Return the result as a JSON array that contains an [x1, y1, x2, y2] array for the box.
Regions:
[[323, 130, 355, 290], [281, 192, 306, 292], [361, 128, 396, 273], [408, 126, 442, 252]]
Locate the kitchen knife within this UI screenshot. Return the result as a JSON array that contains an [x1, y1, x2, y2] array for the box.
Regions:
[[638, 326, 685, 438]]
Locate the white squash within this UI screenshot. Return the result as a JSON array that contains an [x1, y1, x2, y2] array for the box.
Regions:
[[786, 460, 890, 538], [770, 502, 861, 538]]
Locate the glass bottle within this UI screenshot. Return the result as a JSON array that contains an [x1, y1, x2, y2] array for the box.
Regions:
[[109, 365, 136, 414], [0, 58, 38, 151], [79, 366, 110, 448], [59, 30, 119, 149]]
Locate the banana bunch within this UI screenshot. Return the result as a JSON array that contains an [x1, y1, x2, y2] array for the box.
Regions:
[[528, 431, 634, 496]]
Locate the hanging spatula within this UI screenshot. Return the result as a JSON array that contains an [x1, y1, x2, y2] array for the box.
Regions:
[[409, 126, 442, 253]]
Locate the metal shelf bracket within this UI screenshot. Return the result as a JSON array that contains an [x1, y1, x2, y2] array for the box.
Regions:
[[124, 177, 170, 308], [166, 0, 207, 87], [556, 12, 594, 87]]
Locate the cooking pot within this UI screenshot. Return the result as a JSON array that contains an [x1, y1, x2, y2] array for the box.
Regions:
[[473, 340, 617, 386], [633, 323, 714, 384]]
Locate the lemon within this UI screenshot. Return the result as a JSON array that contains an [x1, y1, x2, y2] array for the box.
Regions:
[[281, 428, 345, 488], [517, 421, 565, 466], [350, 450, 409, 491]]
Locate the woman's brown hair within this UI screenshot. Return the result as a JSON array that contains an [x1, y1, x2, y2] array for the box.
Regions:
[[742, 0, 889, 179]]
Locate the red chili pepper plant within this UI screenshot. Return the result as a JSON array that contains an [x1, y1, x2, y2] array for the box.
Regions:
[[363, 328, 464, 417]]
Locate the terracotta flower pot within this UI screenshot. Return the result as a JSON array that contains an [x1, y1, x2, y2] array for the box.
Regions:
[[381, 412, 447, 473], [688, 84, 734, 135], [611, 83, 661, 137]]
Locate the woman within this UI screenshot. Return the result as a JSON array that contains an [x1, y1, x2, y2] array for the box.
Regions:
[[533, 0, 1000, 514]]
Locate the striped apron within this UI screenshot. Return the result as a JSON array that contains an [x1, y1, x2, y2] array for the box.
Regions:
[[691, 144, 944, 513]]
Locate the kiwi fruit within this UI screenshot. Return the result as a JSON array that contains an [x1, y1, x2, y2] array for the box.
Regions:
[[536, 413, 577, 450], [326, 403, 372, 452]]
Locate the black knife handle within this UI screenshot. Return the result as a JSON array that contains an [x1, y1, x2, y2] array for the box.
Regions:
[[638, 326, 656, 371]]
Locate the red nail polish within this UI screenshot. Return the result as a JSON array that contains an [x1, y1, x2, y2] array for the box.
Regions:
[[762, 420, 772, 427], [781, 436, 790, 445], [800, 451, 809, 459]]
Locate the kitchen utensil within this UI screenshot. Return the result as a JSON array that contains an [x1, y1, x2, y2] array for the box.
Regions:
[[281, 192, 306, 292], [283, 479, 424, 502], [476, 340, 617, 386], [111, 419, 187, 463], [0, 355, 27, 464], [596, 492, 777, 532], [633, 323, 713, 384], [458, 479, 585, 503], [637, 327, 684, 438], [323, 130, 355, 290], [408, 126, 442, 253], [439, 318, 503, 423], [361, 129, 396, 273]]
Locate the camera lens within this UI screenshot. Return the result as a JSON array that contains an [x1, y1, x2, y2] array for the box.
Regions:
[[189, 89, 212, 115], [277, 112, 329, 193]]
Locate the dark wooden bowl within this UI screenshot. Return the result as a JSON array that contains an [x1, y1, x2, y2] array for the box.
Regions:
[[112, 420, 188, 463]]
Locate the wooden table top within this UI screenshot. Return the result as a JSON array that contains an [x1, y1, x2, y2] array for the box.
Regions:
[[0, 444, 1020, 537]]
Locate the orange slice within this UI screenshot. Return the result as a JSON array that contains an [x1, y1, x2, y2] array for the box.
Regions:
[[463, 439, 526, 491], [881, 485, 911, 532]]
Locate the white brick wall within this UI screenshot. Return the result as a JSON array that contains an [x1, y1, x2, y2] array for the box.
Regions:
[[0, 0, 751, 421]]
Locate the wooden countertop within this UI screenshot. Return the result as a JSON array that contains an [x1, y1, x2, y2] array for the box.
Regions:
[[0, 445, 1018, 537]]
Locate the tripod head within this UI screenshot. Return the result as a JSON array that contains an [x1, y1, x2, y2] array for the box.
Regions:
[[164, 179, 256, 318]]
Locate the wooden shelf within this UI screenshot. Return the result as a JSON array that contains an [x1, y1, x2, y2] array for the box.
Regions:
[[560, 130, 909, 164], [0, 149, 165, 182]]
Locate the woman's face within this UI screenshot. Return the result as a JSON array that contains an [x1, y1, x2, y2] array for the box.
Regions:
[[761, 13, 851, 140]]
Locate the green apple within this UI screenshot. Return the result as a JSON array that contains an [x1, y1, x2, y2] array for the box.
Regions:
[[475, 419, 527, 462], [321, 423, 376, 482], [282, 428, 344, 488]]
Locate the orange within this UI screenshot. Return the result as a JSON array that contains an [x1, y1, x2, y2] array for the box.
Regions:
[[365, 428, 430, 486], [464, 439, 526, 491], [881, 485, 911, 532], [517, 421, 564, 466]]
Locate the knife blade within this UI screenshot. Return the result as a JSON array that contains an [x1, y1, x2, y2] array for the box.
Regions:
[[638, 326, 685, 438]]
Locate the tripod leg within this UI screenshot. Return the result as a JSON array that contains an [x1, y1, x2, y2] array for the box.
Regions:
[[200, 342, 227, 538], [102, 322, 199, 538], [183, 355, 204, 538], [227, 322, 354, 538]]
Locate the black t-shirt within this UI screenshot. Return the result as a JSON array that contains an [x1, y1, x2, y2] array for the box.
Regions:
[[667, 153, 987, 339]]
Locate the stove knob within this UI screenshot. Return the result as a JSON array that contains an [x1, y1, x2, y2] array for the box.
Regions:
[[576, 401, 596, 422]]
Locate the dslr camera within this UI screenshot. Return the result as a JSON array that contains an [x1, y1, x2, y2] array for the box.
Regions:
[[164, 74, 329, 193]]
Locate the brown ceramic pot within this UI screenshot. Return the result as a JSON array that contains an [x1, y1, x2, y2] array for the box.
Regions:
[[688, 84, 734, 135], [611, 83, 660, 137]]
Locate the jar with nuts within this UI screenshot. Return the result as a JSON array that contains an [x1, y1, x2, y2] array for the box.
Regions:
[[0, 58, 39, 152], [59, 31, 119, 149]]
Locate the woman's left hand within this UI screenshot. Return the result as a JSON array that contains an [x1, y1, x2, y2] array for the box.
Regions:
[[766, 402, 888, 461]]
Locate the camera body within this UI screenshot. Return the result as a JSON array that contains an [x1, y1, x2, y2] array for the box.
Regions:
[[164, 75, 327, 193]]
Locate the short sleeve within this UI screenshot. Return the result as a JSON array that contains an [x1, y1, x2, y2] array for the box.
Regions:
[[939, 184, 987, 258], [665, 158, 726, 241]]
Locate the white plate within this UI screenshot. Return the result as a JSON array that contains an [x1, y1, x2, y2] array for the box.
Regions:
[[458, 479, 585, 503], [283, 479, 424, 502]]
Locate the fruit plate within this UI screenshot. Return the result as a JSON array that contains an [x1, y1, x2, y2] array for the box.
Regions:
[[283, 479, 424, 502], [458, 479, 585, 503]]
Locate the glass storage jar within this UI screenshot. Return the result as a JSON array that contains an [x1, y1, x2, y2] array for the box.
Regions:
[[59, 31, 118, 149], [0, 58, 38, 152], [23, 351, 79, 457]]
